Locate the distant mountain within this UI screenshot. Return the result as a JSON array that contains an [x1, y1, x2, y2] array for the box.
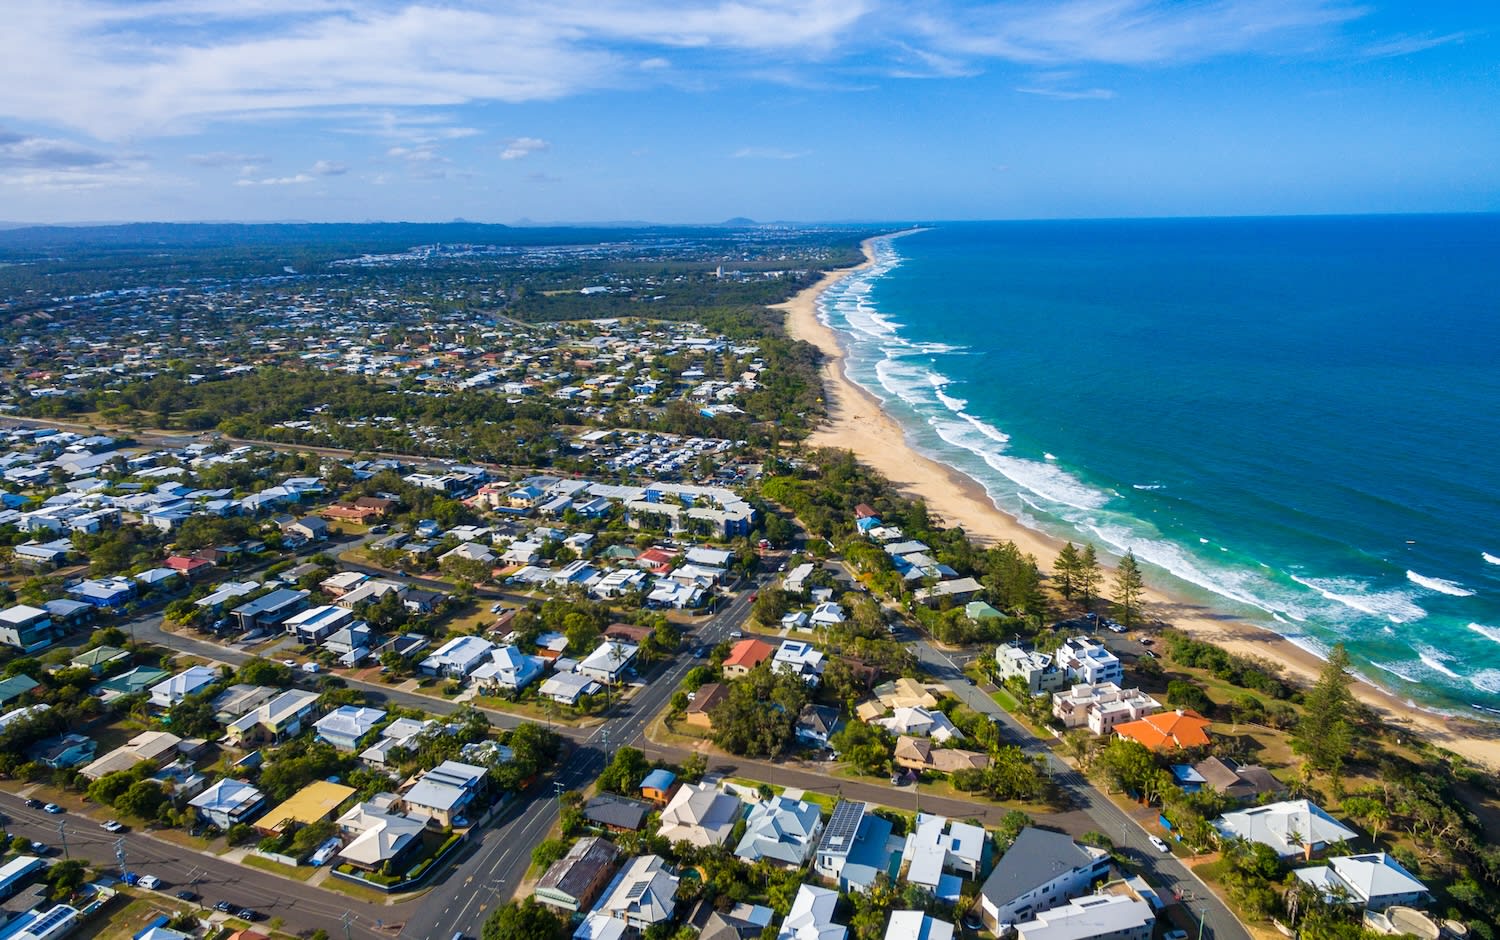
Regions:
[[719, 217, 758, 227]]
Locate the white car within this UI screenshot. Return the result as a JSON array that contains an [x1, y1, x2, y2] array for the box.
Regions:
[[301, 662, 320, 673], [138, 875, 162, 890], [1148, 835, 1171, 853], [281, 658, 297, 668], [101, 820, 125, 832]]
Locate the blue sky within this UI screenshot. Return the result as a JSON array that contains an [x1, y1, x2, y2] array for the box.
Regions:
[[1, 0, 1495, 223]]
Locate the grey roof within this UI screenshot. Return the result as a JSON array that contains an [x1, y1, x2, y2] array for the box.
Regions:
[[584, 793, 652, 830], [980, 828, 1105, 909]]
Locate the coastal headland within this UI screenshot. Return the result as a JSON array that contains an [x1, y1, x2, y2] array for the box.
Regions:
[[777, 232, 1500, 771]]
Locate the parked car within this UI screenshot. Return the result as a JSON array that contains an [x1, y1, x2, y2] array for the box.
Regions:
[[301, 662, 320, 673], [42, 803, 64, 814], [214, 901, 234, 913], [138, 875, 163, 890], [176, 890, 200, 903], [1148, 835, 1171, 853], [101, 820, 125, 832], [280, 658, 297, 668], [29, 841, 49, 855], [24, 799, 43, 809], [238, 909, 262, 921]]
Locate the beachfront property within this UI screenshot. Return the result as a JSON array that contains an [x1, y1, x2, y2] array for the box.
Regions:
[[1051, 683, 1161, 736], [1293, 853, 1431, 910], [1213, 800, 1358, 860], [1054, 637, 1123, 686], [995, 644, 1068, 696], [1114, 709, 1214, 751], [978, 828, 1111, 931], [1171, 757, 1286, 804]]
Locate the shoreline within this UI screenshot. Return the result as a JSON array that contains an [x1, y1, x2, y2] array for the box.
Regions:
[[775, 233, 1500, 771]]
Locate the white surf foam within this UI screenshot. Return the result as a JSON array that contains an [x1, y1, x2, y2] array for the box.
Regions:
[[1043, 453, 1056, 460], [1467, 623, 1500, 645], [1484, 552, 1500, 566], [1290, 575, 1426, 624], [1371, 660, 1419, 683], [1407, 570, 1475, 597], [928, 417, 1111, 513], [1133, 483, 1164, 491], [1415, 645, 1462, 680]]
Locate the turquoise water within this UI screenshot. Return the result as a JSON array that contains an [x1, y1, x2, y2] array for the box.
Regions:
[[819, 216, 1500, 712]]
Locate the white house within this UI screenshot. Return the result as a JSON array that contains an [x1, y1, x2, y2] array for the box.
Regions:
[[1214, 800, 1358, 860], [1055, 637, 1122, 686], [1014, 895, 1155, 940], [578, 640, 637, 684], [885, 912, 954, 940], [189, 778, 266, 830], [597, 855, 678, 931], [735, 796, 825, 867], [772, 640, 825, 685], [777, 885, 846, 940], [1051, 683, 1161, 736], [539, 672, 601, 705], [470, 646, 547, 693], [873, 707, 963, 744], [1293, 853, 1430, 911], [657, 783, 744, 848], [903, 814, 987, 896], [420, 635, 496, 678], [149, 665, 219, 709], [810, 602, 846, 627], [314, 706, 387, 751], [979, 828, 1111, 931]]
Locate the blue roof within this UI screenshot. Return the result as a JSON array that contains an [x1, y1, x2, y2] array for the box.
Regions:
[[641, 769, 677, 791]]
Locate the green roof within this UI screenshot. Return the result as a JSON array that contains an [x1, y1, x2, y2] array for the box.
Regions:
[[97, 666, 169, 694], [0, 674, 40, 704], [964, 601, 1004, 620], [72, 645, 129, 667]]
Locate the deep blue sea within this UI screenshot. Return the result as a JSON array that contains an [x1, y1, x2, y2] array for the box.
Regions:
[[818, 216, 1500, 712]]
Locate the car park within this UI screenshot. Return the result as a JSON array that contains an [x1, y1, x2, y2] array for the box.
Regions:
[[1149, 835, 1171, 853]]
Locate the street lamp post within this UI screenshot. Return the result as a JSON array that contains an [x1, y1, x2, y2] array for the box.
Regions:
[[1197, 906, 1208, 940]]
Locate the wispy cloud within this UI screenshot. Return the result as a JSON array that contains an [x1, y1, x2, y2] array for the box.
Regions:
[[731, 146, 809, 160], [500, 137, 549, 160], [0, 129, 118, 169], [311, 159, 348, 175], [1360, 31, 1469, 59], [1016, 85, 1115, 100], [234, 173, 314, 186], [188, 151, 269, 167]]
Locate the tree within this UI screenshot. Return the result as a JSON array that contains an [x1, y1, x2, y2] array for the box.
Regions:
[[44, 859, 87, 901], [1292, 644, 1355, 778], [115, 780, 170, 820], [597, 747, 650, 795], [1113, 550, 1145, 627], [829, 722, 893, 776], [1165, 680, 1213, 716], [1077, 543, 1101, 608], [679, 752, 708, 783], [237, 657, 295, 687], [531, 839, 570, 872], [1054, 543, 1080, 599], [482, 899, 567, 940]]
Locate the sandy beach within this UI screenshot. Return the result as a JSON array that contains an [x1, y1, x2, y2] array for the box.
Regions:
[[775, 234, 1500, 771]]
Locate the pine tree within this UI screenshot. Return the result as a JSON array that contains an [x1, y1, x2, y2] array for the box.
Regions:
[[1114, 550, 1145, 627], [1055, 543, 1080, 599], [1292, 643, 1355, 778], [1078, 543, 1101, 609]]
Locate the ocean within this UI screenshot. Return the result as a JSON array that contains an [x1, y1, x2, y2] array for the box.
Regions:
[[818, 216, 1500, 713]]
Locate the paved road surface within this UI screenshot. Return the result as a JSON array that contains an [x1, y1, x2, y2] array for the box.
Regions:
[[0, 792, 415, 937]]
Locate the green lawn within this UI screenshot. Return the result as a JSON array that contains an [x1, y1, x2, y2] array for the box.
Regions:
[[242, 855, 316, 881]]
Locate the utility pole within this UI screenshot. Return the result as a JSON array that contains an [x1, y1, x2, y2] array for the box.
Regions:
[[58, 821, 69, 860], [114, 837, 127, 878], [341, 910, 354, 940]]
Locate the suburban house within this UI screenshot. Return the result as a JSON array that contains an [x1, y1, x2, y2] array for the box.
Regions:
[[189, 778, 267, 830], [324, 623, 375, 663], [1293, 853, 1431, 911], [28, 733, 97, 770], [657, 783, 744, 848], [702, 905, 776, 940], [400, 760, 488, 826], [873, 706, 964, 744], [1115, 710, 1214, 751], [735, 796, 824, 867], [1172, 756, 1286, 804], [470, 645, 547, 693], [335, 798, 428, 873], [640, 769, 678, 805], [772, 640, 826, 685], [0, 605, 57, 652], [66, 577, 136, 610], [539, 672, 601, 705], [814, 801, 899, 894], [224, 688, 321, 747], [149, 665, 219, 709], [893, 737, 990, 775], [885, 912, 954, 940], [79, 730, 182, 780], [597, 855, 679, 931], [583, 793, 652, 832], [69, 645, 130, 675], [230, 588, 309, 632], [282, 605, 355, 644], [257, 780, 358, 835], [578, 640, 637, 685], [535, 836, 622, 913], [903, 814, 987, 899], [684, 682, 728, 730], [1013, 895, 1155, 940], [777, 884, 846, 940], [722, 638, 775, 678], [978, 828, 1111, 931], [1213, 800, 1358, 860], [314, 705, 387, 751], [795, 704, 843, 747], [0, 674, 39, 707], [359, 717, 434, 766], [93, 666, 168, 701], [419, 635, 496, 678]]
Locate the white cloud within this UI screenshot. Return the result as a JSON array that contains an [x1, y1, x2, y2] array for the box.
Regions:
[[234, 173, 314, 185], [0, 129, 117, 169], [500, 137, 549, 160], [1016, 85, 1115, 100], [188, 150, 269, 167], [312, 159, 349, 175], [731, 146, 809, 160]]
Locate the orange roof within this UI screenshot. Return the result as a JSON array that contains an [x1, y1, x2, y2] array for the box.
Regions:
[[1115, 710, 1213, 751], [723, 638, 774, 670]]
